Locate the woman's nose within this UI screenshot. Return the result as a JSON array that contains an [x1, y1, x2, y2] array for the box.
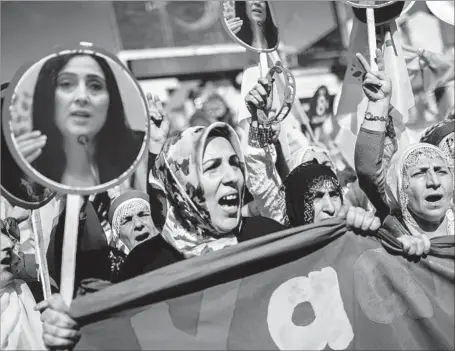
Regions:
[[322, 194, 336, 215], [132, 215, 144, 228], [74, 83, 89, 105], [427, 169, 441, 188], [222, 165, 240, 184]]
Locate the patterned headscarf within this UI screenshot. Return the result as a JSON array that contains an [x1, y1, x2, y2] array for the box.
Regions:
[[283, 160, 343, 227], [385, 143, 454, 236], [108, 191, 153, 254], [154, 122, 246, 258]]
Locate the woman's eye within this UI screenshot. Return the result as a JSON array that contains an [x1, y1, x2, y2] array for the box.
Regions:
[[329, 191, 339, 199], [88, 81, 104, 91], [57, 80, 73, 89], [230, 155, 241, 168], [203, 160, 220, 173]]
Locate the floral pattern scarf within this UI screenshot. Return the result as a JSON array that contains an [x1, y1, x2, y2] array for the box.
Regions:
[[385, 143, 454, 236], [153, 123, 246, 258]]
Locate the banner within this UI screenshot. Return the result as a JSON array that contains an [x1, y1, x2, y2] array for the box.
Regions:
[[71, 220, 454, 350]]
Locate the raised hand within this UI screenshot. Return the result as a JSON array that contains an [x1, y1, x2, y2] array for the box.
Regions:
[[356, 49, 392, 103], [226, 17, 243, 35], [147, 93, 170, 152], [245, 78, 276, 121], [14, 130, 47, 163]]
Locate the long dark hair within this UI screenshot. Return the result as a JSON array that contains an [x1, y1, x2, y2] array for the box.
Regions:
[[235, 1, 278, 49], [32, 53, 142, 184], [1, 83, 53, 203]]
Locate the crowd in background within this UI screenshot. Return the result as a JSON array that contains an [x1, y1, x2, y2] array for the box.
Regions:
[[1, 1, 454, 350]]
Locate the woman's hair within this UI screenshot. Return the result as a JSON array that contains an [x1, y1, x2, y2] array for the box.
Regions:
[[308, 86, 332, 125], [31, 53, 142, 184], [234, 1, 278, 49], [1, 83, 53, 203]]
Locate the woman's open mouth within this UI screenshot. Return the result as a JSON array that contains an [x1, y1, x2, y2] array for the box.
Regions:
[[219, 193, 240, 215], [425, 194, 443, 204], [135, 232, 150, 243]]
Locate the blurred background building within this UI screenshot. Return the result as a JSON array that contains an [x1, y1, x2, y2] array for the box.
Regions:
[[1, 1, 454, 133]]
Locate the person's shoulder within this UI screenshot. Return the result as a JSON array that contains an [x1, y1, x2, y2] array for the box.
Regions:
[[238, 216, 288, 242], [118, 235, 182, 281]]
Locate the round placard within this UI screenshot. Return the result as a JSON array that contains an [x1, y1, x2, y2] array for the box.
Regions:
[[221, 0, 279, 53], [2, 43, 150, 195]]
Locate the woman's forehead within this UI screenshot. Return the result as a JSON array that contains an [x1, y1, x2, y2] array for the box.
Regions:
[[60, 55, 104, 78], [203, 136, 234, 159]]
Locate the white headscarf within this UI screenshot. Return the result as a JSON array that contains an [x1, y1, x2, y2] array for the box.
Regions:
[[385, 143, 454, 236]]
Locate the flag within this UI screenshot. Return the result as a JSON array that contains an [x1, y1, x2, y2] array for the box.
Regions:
[[71, 219, 454, 350], [336, 16, 415, 153], [403, 45, 455, 92]]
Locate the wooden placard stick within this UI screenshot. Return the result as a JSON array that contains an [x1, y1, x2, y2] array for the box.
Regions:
[[31, 210, 52, 299], [60, 194, 82, 307]]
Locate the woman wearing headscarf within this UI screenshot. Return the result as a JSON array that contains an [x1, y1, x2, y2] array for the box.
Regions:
[[385, 143, 454, 238], [355, 49, 453, 248], [243, 77, 378, 225], [117, 122, 287, 281], [283, 160, 345, 227]]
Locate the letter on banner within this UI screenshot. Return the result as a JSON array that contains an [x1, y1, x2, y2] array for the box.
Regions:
[[267, 267, 354, 350]]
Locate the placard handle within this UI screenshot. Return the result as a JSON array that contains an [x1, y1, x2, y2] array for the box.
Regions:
[[366, 7, 378, 70], [60, 194, 82, 307]]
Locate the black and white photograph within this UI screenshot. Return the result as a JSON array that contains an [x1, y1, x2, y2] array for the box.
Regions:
[[1, 1, 454, 350]]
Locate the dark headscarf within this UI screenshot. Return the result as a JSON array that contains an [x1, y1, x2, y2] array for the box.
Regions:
[[284, 160, 343, 227]]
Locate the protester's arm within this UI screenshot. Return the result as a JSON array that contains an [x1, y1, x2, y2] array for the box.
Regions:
[[353, 49, 393, 220], [355, 128, 390, 216], [273, 138, 290, 181], [244, 141, 288, 225], [146, 93, 170, 183], [243, 79, 289, 225]]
